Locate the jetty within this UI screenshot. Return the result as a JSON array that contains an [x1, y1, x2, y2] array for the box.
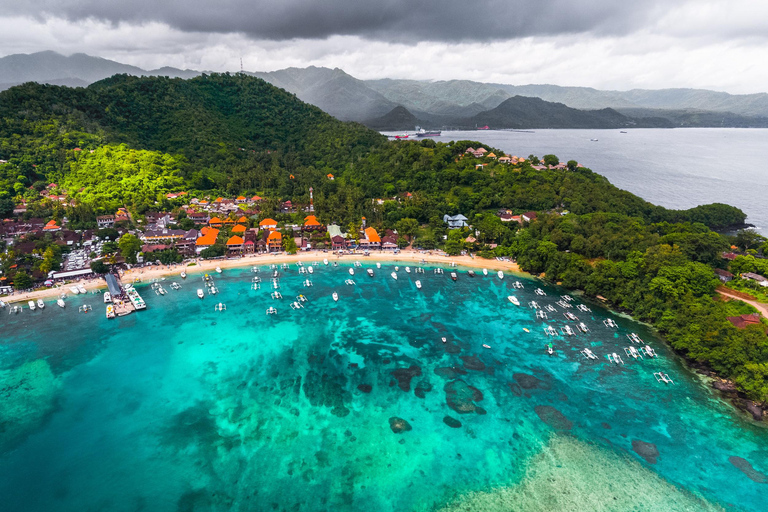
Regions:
[[104, 273, 145, 316]]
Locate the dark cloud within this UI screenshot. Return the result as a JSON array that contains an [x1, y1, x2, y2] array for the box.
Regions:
[[5, 0, 676, 42]]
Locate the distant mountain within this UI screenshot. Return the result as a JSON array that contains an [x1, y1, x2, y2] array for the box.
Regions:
[[364, 106, 422, 131], [0, 51, 199, 92]]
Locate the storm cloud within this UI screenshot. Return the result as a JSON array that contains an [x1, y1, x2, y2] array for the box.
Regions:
[[3, 0, 680, 42]]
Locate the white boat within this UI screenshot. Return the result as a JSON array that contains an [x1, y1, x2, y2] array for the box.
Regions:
[[70, 286, 80, 295], [324, 258, 329, 266], [10, 305, 21, 314], [349, 268, 355, 276], [529, 301, 539, 309], [355, 261, 362, 267], [37, 299, 45, 309], [513, 281, 524, 289], [560, 325, 575, 336], [304, 279, 313, 287], [643, 345, 657, 358], [290, 301, 303, 310], [415, 280, 422, 289], [104, 292, 112, 303], [497, 271, 504, 279], [577, 304, 591, 312], [580, 348, 598, 360], [535, 288, 546, 296], [271, 291, 282, 299], [77, 285, 87, 294], [214, 303, 226, 311], [434, 268, 444, 274], [483, 344, 491, 349], [79, 305, 92, 313], [405, 267, 411, 273], [332, 292, 339, 302], [546, 344, 554, 355], [308, 266, 314, 274], [654, 372, 674, 384], [544, 326, 557, 336], [28, 300, 36, 311], [170, 282, 181, 290], [180, 271, 187, 279], [545, 304, 556, 312], [394, 266, 399, 271], [507, 296, 520, 306], [578, 322, 590, 333], [536, 310, 548, 319], [297, 294, 307, 303], [215, 267, 222, 273], [298, 267, 307, 274], [482, 268, 488, 276], [57, 299, 66, 308], [376, 262, 381, 269], [564, 311, 579, 321], [441, 337, 447, 343], [603, 319, 618, 328], [607, 353, 624, 365], [624, 346, 643, 360], [0, 299, 5, 309], [561, 295, 573, 302], [345, 279, 356, 285], [266, 307, 277, 315], [367, 268, 374, 277], [450, 272, 457, 281], [106, 304, 115, 319], [391, 272, 398, 280], [197, 289, 204, 299]]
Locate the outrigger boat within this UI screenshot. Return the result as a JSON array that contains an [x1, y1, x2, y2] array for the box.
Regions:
[[654, 372, 674, 384], [535, 288, 546, 296], [214, 303, 226, 311], [266, 307, 277, 315], [607, 353, 624, 365], [577, 304, 591, 312], [303, 279, 313, 287], [581, 348, 598, 360], [627, 332, 644, 344], [290, 301, 303, 310], [544, 325, 558, 336], [354, 261, 362, 267], [297, 295, 308, 303], [171, 282, 181, 290], [508, 296, 520, 306], [624, 346, 643, 360], [564, 311, 579, 321], [528, 301, 539, 309], [415, 280, 422, 289], [545, 304, 556, 312], [578, 322, 590, 333], [79, 305, 92, 313], [603, 319, 618, 328], [345, 279, 356, 285], [561, 295, 573, 302], [556, 300, 572, 309], [513, 281, 524, 289], [560, 325, 575, 336], [332, 292, 339, 302], [536, 310, 548, 319], [271, 291, 282, 299], [299, 267, 307, 274], [643, 345, 657, 358], [434, 268, 444, 274]]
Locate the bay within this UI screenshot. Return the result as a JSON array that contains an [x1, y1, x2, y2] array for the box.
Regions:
[[396, 129, 768, 233], [1, 263, 766, 511]]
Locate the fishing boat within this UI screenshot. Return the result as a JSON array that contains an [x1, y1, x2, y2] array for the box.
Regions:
[[467, 270, 475, 278], [345, 279, 356, 285], [37, 299, 45, 309], [578, 322, 590, 333], [104, 292, 112, 303], [197, 289, 204, 299], [581, 348, 598, 360], [513, 281, 524, 288], [654, 372, 674, 384], [28, 300, 36, 311], [497, 270, 504, 279], [332, 292, 339, 302], [603, 319, 618, 328], [560, 325, 575, 336], [405, 267, 411, 273], [564, 311, 579, 321], [57, 298, 66, 308], [544, 326, 557, 336], [536, 310, 548, 319], [535, 288, 546, 296], [482, 268, 488, 276], [546, 343, 554, 355], [624, 346, 643, 360], [607, 353, 624, 365], [391, 272, 398, 280], [271, 291, 282, 299], [215, 266, 222, 274], [450, 272, 457, 281], [367, 268, 374, 277], [290, 301, 303, 310], [349, 268, 355, 276], [304, 279, 313, 287], [545, 304, 556, 312], [266, 307, 277, 315], [643, 345, 657, 358], [106, 305, 115, 319], [180, 271, 187, 279], [376, 262, 381, 269], [323, 258, 329, 266], [308, 266, 314, 274], [415, 280, 422, 289], [77, 284, 87, 294], [529, 301, 539, 309], [70, 286, 80, 295], [508, 296, 520, 306]]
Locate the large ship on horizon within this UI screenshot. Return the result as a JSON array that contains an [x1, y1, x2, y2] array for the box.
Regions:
[[415, 126, 441, 137]]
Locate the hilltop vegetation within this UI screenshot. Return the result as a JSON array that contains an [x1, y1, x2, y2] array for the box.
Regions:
[[0, 74, 766, 407]]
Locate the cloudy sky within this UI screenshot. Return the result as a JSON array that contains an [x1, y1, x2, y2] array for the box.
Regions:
[[1, 0, 766, 93]]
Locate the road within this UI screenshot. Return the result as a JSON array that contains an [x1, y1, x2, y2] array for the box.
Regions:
[[717, 289, 768, 318]]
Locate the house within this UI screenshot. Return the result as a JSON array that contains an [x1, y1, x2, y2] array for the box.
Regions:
[[187, 211, 209, 224], [443, 214, 468, 229], [166, 191, 187, 199], [43, 220, 61, 232], [331, 235, 346, 250], [714, 269, 733, 282], [522, 211, 538, 223], [359, 227, 381, 249], [303, 215, 323, 231], [727, 314, 762, 329], [243, 240, 255, 253], [209, 217, 223, 228], [280, 201, 295, 213], [267, 231, 283, 252], [498, 156, 512, 164], [231, 224, 247, 235], [381, 235, 398, 250], [742, 272, 768, 287], [721, 252, 739, 261], [250, 195, 262, 203], [195, 228, 219, 253], [226, 235, 244, 253], [259, 218, 278, 230], [327, 224, 345, 239], [327, 173, 334, 180], [142, 229, 185, 242], [97, 215, 115, 228], [236, 215, 249, 225], [500, 213, 518, 223], [236, 195, 247, 204]]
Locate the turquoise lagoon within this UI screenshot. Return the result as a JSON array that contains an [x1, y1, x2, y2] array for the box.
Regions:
[[1, 262, 766, 511]]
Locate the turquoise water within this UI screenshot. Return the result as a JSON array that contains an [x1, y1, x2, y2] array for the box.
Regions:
[[1, 262, 766, 511]]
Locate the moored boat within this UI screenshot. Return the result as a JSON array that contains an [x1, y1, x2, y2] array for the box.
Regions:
[[450, 272, 457, 281], [349, 268, 355, 276], [28, 300, 36, 310], [104, 292, 112, 303], [106, 305, 115, 319], [70, 286, 80, 295], [332, 292, 339, 302], [37, 299, 45, 309], [77, 284, 87, 294], [508, 296, 520, 306], [215, 266, 222, 273], [415, 280, 422, 289], [497, 270, 504, 279], [391, 272, 398, 280], [57, 299, 66, 308], [197, 289, 204, 299], [467, 270, 475, 277], [482, 268, 488, 276], [367, 268, 374, 277], [181, 271, 187, 279]]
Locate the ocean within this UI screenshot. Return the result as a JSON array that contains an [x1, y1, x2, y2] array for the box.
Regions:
[[1, 263, 766, 511], [395, 129, 768, 233]]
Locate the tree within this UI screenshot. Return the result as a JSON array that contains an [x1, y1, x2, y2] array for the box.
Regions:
[[200, 245, 226, 259], [543, 154, 559, 166], [396, 218, 419, 243], [567, 160, 578, 171], [283, 236, 298, 255], [13, 271, 32, 290], [118, 233, 142, 264], [90, 259, 110, 274], [0, 197, 14, 218]]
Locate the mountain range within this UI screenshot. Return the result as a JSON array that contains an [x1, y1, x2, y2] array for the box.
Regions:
[[2, 51, 768, 129]]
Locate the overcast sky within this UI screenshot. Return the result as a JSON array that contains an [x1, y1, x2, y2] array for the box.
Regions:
[[1, 0, 766, 93]]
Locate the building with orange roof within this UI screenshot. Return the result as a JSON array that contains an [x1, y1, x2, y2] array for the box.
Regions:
[[303, 215, 323, 231], [221, 217, 235, 225], [251, 195, 262, 202], [214, 197, 223, 203], [236, 215, 249, 224], [259, 218, 278, 230], [360, 227, 381, 249], [226, 235, 244, 253], [195, 228, 219, 252], [267, 230, 283, 252], [43, 220, 61, 232], [209, 217, 222, 227], [327, 173, 334, 180], [232, 224, 246, 234], [236, 195, 246, 203]]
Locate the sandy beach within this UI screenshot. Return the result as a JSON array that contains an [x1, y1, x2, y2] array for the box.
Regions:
[[4, 250, 523, 304]]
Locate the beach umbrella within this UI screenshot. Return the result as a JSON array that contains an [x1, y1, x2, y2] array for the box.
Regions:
[[44, 280, 53, 286]]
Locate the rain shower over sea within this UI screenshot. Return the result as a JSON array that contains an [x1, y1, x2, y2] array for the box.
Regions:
[[1, 261, 767, 512]]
